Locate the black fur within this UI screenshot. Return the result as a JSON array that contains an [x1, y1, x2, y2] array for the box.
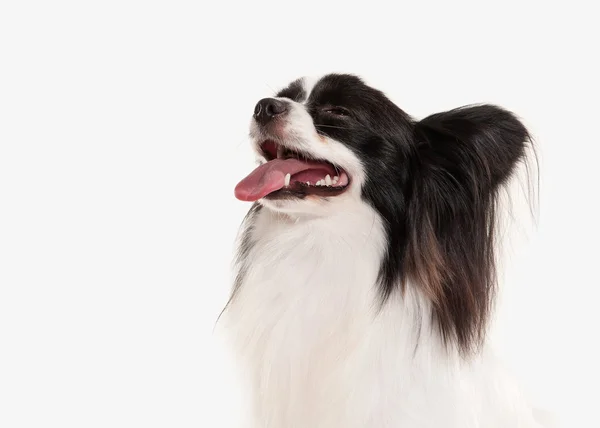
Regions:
[[409, 105, 530, 352], [277, 78, 307, 103]]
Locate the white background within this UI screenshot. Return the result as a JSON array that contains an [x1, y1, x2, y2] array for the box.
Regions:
[[1, 1, 598, 427]]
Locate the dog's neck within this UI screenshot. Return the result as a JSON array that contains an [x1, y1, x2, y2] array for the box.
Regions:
[[222, 202, 475, 426]]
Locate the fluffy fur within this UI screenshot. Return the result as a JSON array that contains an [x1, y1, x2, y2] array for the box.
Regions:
[[219, 74, 547, 427]]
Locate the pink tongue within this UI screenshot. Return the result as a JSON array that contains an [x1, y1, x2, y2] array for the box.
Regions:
[[235, 158, 327, 202]]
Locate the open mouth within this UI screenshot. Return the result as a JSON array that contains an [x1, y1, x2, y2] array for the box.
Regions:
[[234, 140, 350, 202]]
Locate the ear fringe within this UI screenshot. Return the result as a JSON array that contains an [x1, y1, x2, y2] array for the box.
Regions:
[[407, 104, 533, 354]]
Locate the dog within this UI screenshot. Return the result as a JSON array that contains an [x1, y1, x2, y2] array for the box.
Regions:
[[219, 74, 549, 427]]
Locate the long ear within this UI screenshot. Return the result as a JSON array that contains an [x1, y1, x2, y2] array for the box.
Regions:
[[407, 104, 531, 354]]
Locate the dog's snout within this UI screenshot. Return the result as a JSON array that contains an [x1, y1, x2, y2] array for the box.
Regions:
[[253, 98, 288, 125]]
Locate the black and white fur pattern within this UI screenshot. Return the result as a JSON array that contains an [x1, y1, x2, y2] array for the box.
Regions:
[[220, 74, 549, 427]]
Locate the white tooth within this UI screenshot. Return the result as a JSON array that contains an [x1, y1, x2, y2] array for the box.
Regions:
[[325, 175, 332, 186], [306, 181, 310, 186], [284, 173, 291, 187], [316, 180, 323, 186], [333, 176, 339, 184]]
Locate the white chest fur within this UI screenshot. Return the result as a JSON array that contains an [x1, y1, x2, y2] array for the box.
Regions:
[[221, 203, 543, 428]]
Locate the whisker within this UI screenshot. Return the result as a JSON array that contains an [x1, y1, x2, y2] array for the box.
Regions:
[[315, 124, 352, 130], [265, 83, 277, 95]]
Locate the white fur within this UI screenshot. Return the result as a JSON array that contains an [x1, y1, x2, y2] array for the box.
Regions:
[[220, 77, 550, 428], [220, 203, 545, 428]]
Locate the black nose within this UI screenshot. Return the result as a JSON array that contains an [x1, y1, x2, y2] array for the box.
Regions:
[[253, 98, 288, 125]]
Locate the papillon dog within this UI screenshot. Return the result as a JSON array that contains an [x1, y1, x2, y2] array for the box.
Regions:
[[219, 74, 551, 427]]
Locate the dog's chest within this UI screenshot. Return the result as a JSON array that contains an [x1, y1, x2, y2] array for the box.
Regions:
[[225, 208, 386, 426], [221, 208, 543, 428]]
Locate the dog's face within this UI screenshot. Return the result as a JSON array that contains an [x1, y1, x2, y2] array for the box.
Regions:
[[234, 74, 414, 215]]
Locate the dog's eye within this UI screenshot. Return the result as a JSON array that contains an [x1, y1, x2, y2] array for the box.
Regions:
[[322, 107, 350, 117]]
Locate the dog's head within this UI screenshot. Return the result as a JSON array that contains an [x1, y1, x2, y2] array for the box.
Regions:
[[234, 73, 533, 353]]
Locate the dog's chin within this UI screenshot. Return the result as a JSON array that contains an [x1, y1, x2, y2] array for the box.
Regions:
[[258, 195, 312, 215], [258, 192, 338, 216]]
